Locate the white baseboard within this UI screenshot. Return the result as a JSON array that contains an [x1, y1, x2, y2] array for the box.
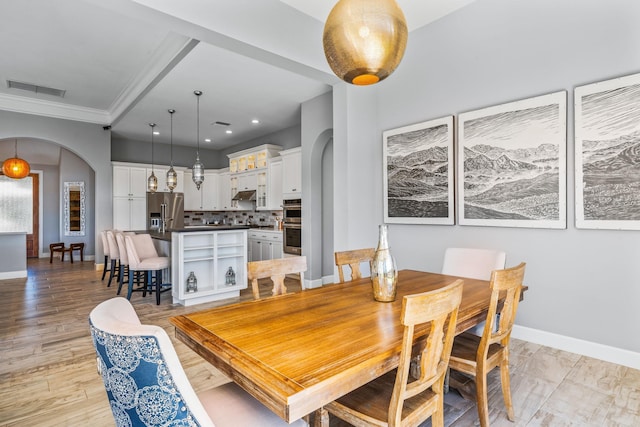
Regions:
[[512, 325, 640, 370], [304, 277, 324, 289], [0, 270, 27, 279]]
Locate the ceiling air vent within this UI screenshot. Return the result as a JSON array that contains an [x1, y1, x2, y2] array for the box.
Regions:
[[7, 80, 66, 98]]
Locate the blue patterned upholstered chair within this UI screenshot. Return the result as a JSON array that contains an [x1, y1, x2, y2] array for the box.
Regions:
[[89, 297, 307, 427]]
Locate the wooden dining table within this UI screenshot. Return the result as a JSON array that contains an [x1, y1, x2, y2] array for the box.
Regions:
[[170, 270, 518, 426]]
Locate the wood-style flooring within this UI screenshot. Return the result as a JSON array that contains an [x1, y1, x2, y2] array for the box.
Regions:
[[1, 259, 638, 426]]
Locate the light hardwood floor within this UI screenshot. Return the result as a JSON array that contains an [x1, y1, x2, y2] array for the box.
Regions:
[[1, 259, 638, 426]]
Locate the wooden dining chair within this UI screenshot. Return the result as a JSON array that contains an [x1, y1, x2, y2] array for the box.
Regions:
[[324, 279, 464, 427], [334, 248, 375, 283], [448, 262, 526, 427], [248, 256, 307, 299]]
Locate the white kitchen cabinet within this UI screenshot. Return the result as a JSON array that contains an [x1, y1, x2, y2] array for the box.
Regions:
[[183, 171, 200, 210], [228, 144, 282, 173], [113, 165, 147, 198], [113, 164, 147, 230], [202, 171, 219, 210], [171, 229, 247, 306], [218, 170, 232, 210], [281, 147, 302, 199], [113, 195, 146, 231], [184, 171, 219, 211], [248, 230, 283, 262], [237, 171, 257, 191], [256, 171, 268, 209], [268, 158, 283, 210]]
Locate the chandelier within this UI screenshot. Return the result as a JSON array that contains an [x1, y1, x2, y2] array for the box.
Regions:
[[323, 0, 408, 85], [192, 90, 205, 190], [147, 123, 158, 193], [166, 109, 178, 192], [2, 139, 30, 179]]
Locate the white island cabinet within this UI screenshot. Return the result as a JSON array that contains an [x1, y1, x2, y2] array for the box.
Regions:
[[171, 229, 247, 306]]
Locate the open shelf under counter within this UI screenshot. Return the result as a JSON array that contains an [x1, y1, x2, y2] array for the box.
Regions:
[[171, 229, 248, 306]]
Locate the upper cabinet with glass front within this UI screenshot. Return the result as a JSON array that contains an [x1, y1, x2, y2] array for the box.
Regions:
[[228, 144, 282, 173]]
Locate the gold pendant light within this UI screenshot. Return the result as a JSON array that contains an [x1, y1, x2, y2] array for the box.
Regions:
[[191, 90, 205, 190], [2, 139, 30, 179], [166, 109, 178, 192], [323, 0, 408, 85], [147, 123, 158, 193]]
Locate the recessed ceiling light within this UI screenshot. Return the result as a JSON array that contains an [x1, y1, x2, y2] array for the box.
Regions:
[[204, 138, 211, 142], [226, 130, 233, 134], [251, 119, 260, 124], [153, 131, 160, 135]]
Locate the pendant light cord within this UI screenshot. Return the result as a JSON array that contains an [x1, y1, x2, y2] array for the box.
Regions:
[[169, 110, 174, 166], [150, 123, 155, 171], [196, 91, 201, 158]]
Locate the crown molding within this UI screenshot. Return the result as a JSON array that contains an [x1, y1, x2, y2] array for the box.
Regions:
[[109, 34, 198, 126], [0, 93, 111, 124]]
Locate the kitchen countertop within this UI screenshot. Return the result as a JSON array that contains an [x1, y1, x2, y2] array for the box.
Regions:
[[137, 225, 251, 241]]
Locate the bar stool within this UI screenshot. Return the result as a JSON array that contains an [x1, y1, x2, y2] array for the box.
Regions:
[[105, 231, 120, 287], [124, 234, 171, 305], [100, 230, 110, 281], [115, 231, 142, 295]]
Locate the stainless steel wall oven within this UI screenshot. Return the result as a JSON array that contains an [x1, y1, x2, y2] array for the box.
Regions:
[[282, 199, 301, 255]]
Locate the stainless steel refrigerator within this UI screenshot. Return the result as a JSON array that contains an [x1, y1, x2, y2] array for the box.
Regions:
[[147, 192, 184, 230]]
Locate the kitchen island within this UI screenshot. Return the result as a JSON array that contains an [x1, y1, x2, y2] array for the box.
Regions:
[[141, 226, 250, 306], [168, 226, 249, 306]]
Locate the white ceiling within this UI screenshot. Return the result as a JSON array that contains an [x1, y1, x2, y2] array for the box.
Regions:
[[0, 0, 475, 156]]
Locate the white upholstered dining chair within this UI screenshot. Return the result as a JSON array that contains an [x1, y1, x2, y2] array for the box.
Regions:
[[89, 297, 307, 427], [442, 247, 506, 336], [441, 247, 506, 281]]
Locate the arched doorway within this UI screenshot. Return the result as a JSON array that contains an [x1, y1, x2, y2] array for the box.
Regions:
[[306, 129, 334, 285], [0, 137, 95, 259]]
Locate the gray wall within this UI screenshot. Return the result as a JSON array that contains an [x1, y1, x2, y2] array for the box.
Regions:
[[331, 0, 640, 357], [33, 163, 60, 252], [0, 110, 111, 263], [111, 136, 220, 169], [59, 149, 95, 253], [112, 124, 302, 170]]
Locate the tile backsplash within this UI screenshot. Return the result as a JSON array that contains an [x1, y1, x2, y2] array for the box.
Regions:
[[184, 209, 283, 228]]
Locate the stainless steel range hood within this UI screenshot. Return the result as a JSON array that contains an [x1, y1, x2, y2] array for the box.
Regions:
[[232, 190, 256, 201]]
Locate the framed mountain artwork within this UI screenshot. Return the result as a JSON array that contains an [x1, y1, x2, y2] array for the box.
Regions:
[[457, 91, 567, 229], [575, 72, 640, 230], [383, 116, 455, 225]]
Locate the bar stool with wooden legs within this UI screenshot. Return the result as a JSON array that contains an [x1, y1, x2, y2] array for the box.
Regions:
[[334, 248, 375, 283], [448, 262, 526, 427]]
